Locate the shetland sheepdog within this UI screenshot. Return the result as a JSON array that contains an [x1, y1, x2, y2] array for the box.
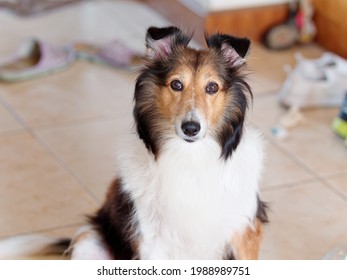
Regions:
[[0, 26, 267, 260]]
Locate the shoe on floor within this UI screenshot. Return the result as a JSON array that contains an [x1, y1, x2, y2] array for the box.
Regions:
[[0, 39, 76, 82], [73, 39, 143, 71]]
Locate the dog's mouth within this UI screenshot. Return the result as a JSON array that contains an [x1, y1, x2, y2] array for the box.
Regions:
[[183, 138, 195, 143]]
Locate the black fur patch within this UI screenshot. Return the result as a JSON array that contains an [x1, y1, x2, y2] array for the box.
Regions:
[[146, 26, 191, 48], [219, 123, 243, 159], [147, 26, 179, 41], [214, 60, 252, 159], [44, 238, 71, 256], [133, 70, 171, 157], [256, 196, 269, 223], [223, 249, 236, 260], [89, 179, 138, 259]]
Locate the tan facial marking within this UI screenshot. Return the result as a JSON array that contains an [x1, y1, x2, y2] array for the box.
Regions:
[[156, 49, 228, 135]]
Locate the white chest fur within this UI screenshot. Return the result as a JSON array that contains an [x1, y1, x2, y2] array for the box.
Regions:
[[117, 127, 263, 259]]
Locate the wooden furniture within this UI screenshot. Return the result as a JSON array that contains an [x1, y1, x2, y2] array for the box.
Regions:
[[205, 4, 289, 42], [142, 0, 289, 45], [312, 0, 347, 58]]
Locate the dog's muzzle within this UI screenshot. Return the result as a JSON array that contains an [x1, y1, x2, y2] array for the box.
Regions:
[[175, 110, 206, 143]]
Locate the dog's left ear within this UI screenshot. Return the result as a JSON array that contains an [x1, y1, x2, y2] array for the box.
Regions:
[[206, 34, 250, 68], [146, 26, 191, 59]]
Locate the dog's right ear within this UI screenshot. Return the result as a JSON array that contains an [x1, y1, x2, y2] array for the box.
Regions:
[[146, 26, 191, 59]]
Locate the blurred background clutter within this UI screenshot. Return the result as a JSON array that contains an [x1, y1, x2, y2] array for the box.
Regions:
[[0, 0, 346, 259]]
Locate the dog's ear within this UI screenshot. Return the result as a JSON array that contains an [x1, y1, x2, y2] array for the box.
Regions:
[[146, 26, 191, 59], [206, 34, 250, 68]]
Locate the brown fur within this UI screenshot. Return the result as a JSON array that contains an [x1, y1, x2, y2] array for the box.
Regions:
[[230, 219, 264, 260], [155, 47, 233, 134]]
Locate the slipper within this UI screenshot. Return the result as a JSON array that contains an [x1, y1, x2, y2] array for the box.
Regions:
[[73, 39, 143, 71], [0, 39, 76, 82]]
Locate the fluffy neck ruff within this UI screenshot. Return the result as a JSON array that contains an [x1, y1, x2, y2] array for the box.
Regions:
[[117, 128, 263, 259]]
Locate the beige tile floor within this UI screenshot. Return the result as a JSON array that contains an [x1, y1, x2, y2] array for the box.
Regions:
[[0, 0, 346, 260]]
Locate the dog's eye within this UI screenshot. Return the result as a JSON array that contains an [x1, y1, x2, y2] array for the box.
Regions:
[[170, 80, 183, 91], [206, 82, 219, 94]]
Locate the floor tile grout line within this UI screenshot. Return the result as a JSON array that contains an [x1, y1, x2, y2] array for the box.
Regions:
[[314, 177, 347, 204], [250, 123, 317, 178], [30, 132, 102, 204], [0, 95, 101, 205], [0, 100, 131, 132], [0, 222, 85, 240], [320, 171, 347, 181], [266, 134, 347, 203], [0, 95, 30, 130], [273, 148, 347, 203], [32, 113, 129, 131], [262, 177, 321, 192], [261, 127, 321, 177]]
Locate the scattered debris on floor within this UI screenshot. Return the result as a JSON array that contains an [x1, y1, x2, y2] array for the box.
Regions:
[[272, 106, 306, 140]]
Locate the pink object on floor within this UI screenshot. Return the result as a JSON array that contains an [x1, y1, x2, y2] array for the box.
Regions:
[[0, 39, 76, 82], [73, 39, 143, 70]]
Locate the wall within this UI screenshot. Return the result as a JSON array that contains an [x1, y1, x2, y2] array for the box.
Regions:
[[180, 0, 290, 12]]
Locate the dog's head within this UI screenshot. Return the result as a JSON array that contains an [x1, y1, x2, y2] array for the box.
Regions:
[[134, 26, 252, 159]]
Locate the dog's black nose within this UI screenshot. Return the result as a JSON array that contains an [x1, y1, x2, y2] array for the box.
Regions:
[[181, 121, 201, 137]]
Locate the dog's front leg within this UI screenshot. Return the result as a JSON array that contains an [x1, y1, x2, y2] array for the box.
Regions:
[[230, 219, 264, 260]]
